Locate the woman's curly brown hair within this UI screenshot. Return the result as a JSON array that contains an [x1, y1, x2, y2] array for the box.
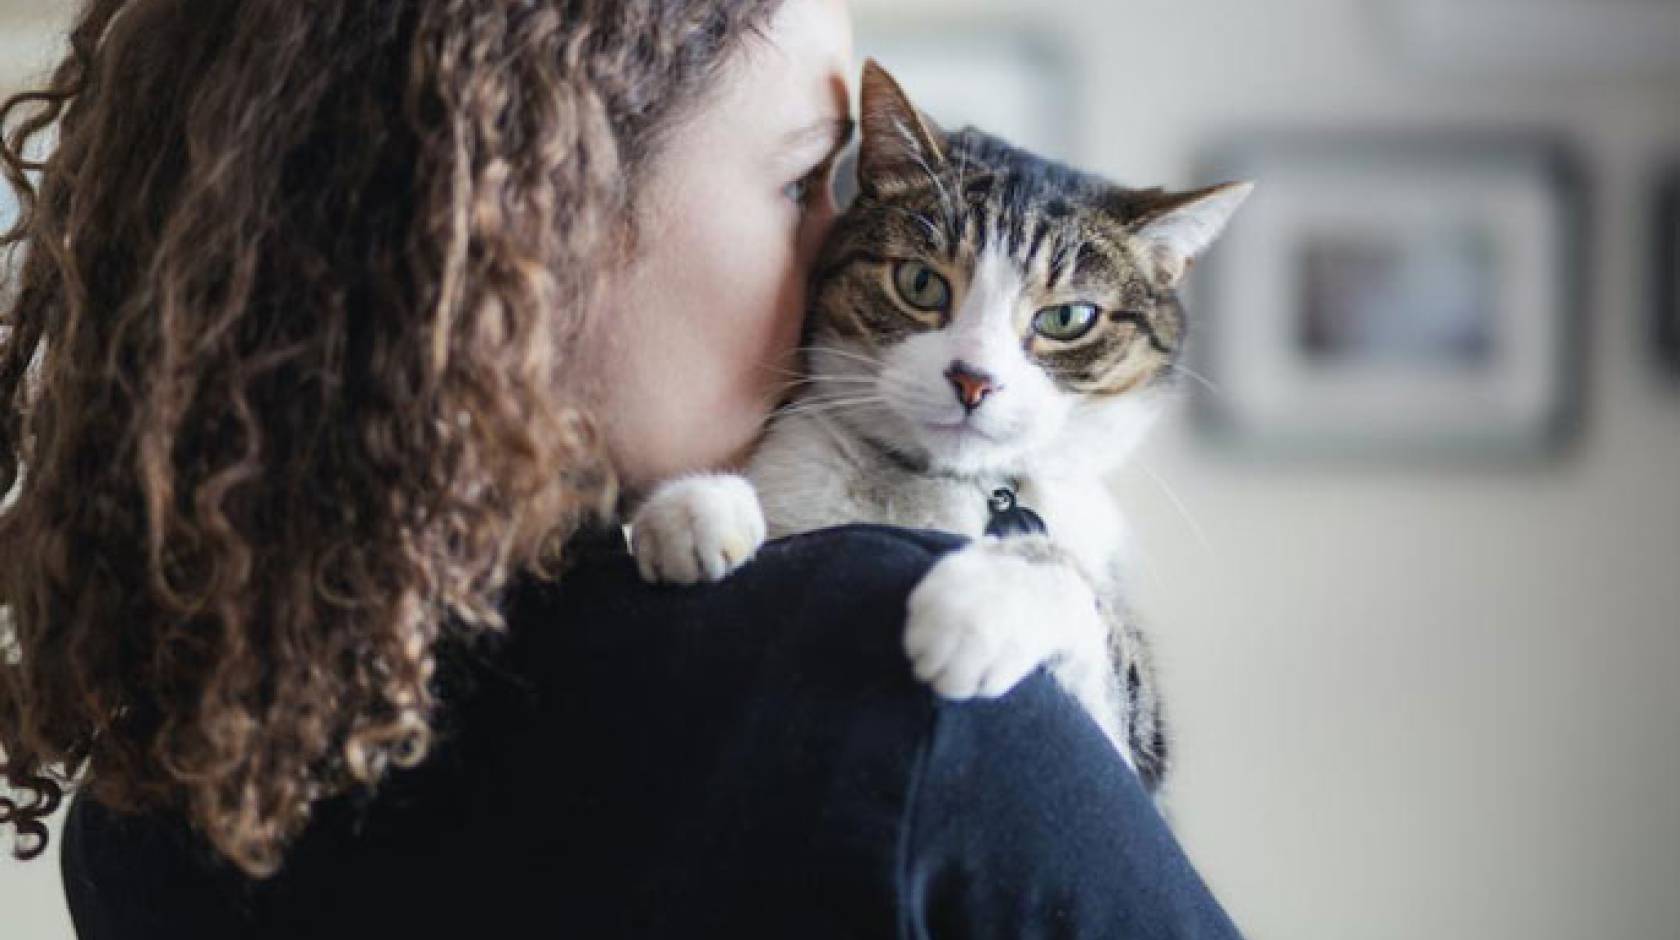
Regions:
[[0, 0, 782, 877]]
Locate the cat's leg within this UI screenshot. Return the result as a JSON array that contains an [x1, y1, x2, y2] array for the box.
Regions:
[[1110, 608, 1169, 792], [1046, 616, 1132, 769], [1050, 583, 1171, 791], [904, 535, 1132, 756], [629, 473, 767, 584]]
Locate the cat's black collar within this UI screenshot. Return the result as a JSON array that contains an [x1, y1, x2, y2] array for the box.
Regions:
[[853, 431, 1047, 538], [855, 431, 939, 478]]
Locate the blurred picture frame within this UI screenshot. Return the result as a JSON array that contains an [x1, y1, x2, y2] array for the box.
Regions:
[[1190, 133, 1586, 460], [1657, 163, 1680, 377]]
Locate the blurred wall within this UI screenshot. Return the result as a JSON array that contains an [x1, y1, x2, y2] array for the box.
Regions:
[[854, 1, 1680, 938]]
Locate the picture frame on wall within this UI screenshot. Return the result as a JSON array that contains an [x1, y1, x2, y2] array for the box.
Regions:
[[1190, 133, 1586, 460], [1656, 163, 1680, 377]]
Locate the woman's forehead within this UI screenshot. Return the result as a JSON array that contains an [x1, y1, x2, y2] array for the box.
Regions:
[[722, 0, 854, 146]]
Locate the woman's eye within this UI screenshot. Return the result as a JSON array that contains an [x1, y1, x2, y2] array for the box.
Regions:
[[783, 161, 832, 211], [892, 260, 951, 312], [1032, 303, 1101, 341]]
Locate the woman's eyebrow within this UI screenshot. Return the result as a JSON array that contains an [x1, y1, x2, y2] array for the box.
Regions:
[[782, 116, 856, 157]]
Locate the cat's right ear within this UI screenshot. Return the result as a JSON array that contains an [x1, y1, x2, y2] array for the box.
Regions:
[[1125, 182, 1255, 288], [856, 60, 946, 195]]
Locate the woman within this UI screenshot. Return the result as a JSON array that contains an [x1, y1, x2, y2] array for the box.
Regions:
[[0, 0, 1241, 935]]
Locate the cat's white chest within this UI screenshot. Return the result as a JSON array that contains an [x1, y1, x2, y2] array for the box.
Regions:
[[1015, 472, 1130, 585], [746, 415, 995, 537]]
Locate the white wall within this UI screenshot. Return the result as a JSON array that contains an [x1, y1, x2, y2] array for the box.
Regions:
[[857, 1, 1680, 937]]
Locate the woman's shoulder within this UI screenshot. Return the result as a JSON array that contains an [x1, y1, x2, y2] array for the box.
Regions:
[[62, 522, 1241, 937], [525, 522, 970, 616], [503, 523, 970, 678], [476, 524, 977, 934], [490, 522, 978, 813]]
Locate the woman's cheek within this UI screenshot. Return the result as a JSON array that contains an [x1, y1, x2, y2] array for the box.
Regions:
[[611, 193, 819, 484], [726, 211, 805, 392]]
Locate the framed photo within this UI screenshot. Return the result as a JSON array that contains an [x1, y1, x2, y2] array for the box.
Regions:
[[1657, 163, 1679, 377], [1190, 133, 1585, 460]]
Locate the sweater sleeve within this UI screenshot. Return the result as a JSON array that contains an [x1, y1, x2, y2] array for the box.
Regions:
[[899, 673, 1244, 940]]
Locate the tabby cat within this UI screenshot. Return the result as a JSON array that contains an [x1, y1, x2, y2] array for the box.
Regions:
[[628, 61, 1250, 792]]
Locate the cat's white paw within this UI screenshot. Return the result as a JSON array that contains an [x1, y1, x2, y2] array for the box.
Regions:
[[904, 539, 1101, 700], [630, 474, 767, 585]]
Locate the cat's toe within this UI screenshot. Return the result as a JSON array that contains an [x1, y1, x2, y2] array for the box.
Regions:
[[905, 549, 1047, 700], [629, 474, 766, 585], [906, 610, 1037, 700], [688, 481, 766, 580], [631, 510, 701, 584], [974, 643, 1042, 697]]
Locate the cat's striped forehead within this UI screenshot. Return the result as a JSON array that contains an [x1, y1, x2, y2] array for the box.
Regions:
[[861, 129, 1140, 277], [812, 128, 1184, 396]]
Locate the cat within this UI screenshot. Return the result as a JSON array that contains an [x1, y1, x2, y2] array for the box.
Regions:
[[626, 60, 1250, 793]]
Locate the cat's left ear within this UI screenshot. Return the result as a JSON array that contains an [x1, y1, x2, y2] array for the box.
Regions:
[[1126, 181, 1254, 287], [856, 59, 947, 195]]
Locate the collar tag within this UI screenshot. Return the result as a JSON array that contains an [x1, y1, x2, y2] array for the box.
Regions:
[[985, 486, 1048, 538]]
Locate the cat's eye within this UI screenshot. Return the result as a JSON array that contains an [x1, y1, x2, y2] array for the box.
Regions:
[[892, 261, 951, 312], [1032, 303, 1101, 341]]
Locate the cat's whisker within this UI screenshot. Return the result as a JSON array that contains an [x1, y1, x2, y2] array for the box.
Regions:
[[807, 371, 886, 382], [772, 395, 891, 420], [782, 376, 881, 390], [881, 205, 942, 244], [761, 372, 818, 393], [906, 145, 959, 244], [772, 405, 882, 425], [754, 361, 888, 396], [952, 141, 974, 241], [1129, 457, 1216, 567], [780, 396, 868, 414], [761, 376, 847, 404], [1166, 363, 1228, 402], [778, 389, 888, 404], [754, 362, 816, 381], [763, 366, 935, 415], [794, 344, 888, 370]]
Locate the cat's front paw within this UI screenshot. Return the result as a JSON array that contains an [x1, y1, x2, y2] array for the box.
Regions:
[[904, 538, 1099, 700], [629, 474, 767, 585]]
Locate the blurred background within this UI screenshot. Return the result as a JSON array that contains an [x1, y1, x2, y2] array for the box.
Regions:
[[4, 0, 1679, 938]]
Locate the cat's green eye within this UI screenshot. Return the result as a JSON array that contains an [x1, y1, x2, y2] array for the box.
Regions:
[[892, 261, 951, 312], [1032, 303, 1101, 341]]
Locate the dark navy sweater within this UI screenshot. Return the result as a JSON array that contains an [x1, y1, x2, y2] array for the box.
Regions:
[[60, 525, 1242, 938]]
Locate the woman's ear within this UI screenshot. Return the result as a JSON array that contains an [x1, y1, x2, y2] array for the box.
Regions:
[[1124, 181, 1255, 287], [856, 59, 946, 195]]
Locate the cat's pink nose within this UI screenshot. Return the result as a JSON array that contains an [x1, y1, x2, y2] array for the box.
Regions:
[[945, 362, 997, 412]]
